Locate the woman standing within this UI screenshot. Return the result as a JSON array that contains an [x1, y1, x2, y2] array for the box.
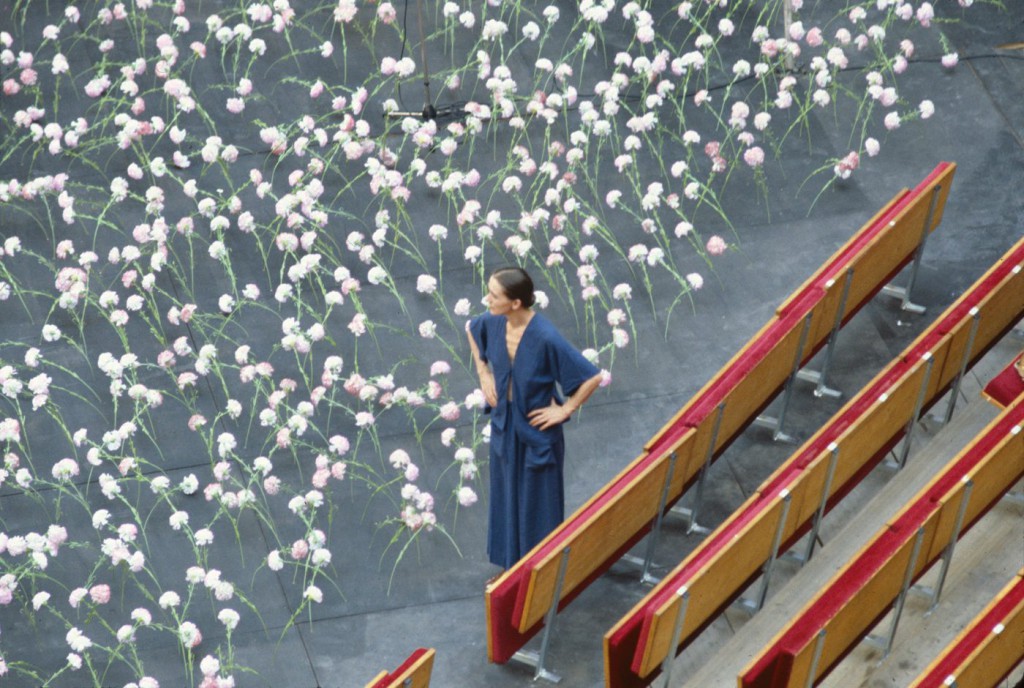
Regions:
[[467, 267, 603, 569]]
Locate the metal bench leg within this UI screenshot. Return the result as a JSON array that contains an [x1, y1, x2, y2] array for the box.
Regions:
[[865, 526, 926, 659], [804, 629, 827, 688], [622, 451, 682, 585], [796, 268, 853, 399], [881, 181, 944, 314], [884, 354, 935, 471], [784, 443, 839, 566], [756, 312, 813, 444], [734, 490, 793, 614], [672, 402, 725, 536], [510, 547, 571, 683], [912, 479, 974, 614], [930, 310, 979, 426], [660, 586, 690, 688]]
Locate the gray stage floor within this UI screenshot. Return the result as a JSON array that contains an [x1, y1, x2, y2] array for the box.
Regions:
[[0, 2, 1022, 687]]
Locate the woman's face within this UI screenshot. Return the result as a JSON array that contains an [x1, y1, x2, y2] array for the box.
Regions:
[[485, 276, 519, 317]]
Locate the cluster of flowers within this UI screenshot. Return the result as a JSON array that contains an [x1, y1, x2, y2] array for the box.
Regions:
[[0, 0, 971, 684]]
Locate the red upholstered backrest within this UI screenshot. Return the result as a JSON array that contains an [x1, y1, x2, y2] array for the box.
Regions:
[[984, 354, 1024, 407], [369, 648, 431, 688]]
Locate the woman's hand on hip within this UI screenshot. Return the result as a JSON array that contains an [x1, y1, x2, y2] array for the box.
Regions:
[[527, 400, 570, 431]]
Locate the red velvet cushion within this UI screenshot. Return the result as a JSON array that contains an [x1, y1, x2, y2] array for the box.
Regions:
[[984, 355, 1024, 408]]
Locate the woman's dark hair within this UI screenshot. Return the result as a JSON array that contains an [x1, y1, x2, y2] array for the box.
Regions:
[[492, 266, 535, 308]]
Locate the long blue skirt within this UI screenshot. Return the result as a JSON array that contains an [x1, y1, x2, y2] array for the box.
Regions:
[[487, 415, 565, 570]]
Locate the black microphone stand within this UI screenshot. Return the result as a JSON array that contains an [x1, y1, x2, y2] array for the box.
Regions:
[[385, 0, 452, 121]]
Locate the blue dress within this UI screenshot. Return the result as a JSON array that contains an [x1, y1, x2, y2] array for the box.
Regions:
[[469, 312, 600, 569]]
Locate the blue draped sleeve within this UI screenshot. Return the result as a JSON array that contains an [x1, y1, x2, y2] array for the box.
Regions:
[[468, 314, 489, 365], [469, 313, 505, 416], [547, 324, 601, 400]]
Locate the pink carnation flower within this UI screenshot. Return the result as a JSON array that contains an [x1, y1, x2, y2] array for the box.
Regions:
[[90, 584, 111, 604], [706, 235, 727, 256], [743, 147, 765, 168]]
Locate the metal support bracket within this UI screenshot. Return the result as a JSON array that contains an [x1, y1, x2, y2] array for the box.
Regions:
[[929, 310, 979, 426], [865, 526, 926, 658], [796, 268, 853, 399], [673, 402, 725, 536], [659, 586, 690, 688], [755, 312, 814, 444], [1002, 490, 1024, 506], [881, 181, 943, 314], [912, 478, 973, 614], [733, 490, 793, 614], [621, 451, 682, 585], [784, 443, 840, 566], [804, 629, 827, 688], [883, 354, 935, 471], [510, 546, 571, 683]]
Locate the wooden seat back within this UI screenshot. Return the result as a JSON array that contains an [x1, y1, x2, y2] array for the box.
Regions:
[[840, 163, 956, 318], [515, 392, 768, 633], [772, 192, 909, 317], [515, 446, 677, 632], [636, 489, 792, 676]]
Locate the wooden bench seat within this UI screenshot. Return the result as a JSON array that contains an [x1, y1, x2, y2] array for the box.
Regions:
[[605, 356, 930, 687], [487, 292, 820, 662], [909, 568, 1024, 688]]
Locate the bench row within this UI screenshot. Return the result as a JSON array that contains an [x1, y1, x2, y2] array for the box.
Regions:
[[604, 235, 1024, 686], [740, 394, 1024, 687], [486, 163, 958, 674]]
